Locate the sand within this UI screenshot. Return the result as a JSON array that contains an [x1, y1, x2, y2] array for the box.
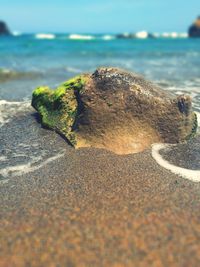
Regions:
[[0, 130, 200, 266]]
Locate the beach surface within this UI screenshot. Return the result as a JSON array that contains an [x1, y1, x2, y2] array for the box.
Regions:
[[0, 36, 200, 266], [0, 111, 200, 267]]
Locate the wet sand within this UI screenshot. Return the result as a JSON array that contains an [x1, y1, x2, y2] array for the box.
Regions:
[[1, 125, 200, 267]]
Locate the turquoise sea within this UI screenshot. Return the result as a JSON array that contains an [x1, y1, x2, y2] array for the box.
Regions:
[[0, 34, 200, 181]]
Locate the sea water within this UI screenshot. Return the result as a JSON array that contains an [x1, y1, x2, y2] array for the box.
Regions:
[[0, 34, 200, 181]]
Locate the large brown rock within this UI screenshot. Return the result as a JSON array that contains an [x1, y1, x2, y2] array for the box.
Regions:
[[32, 67, 197, 154]]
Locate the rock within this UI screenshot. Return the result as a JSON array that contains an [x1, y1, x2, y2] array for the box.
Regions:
[[0, 21, 10, 35], [32, 67, 197, 154], [188, 16, 200, 38], [116, 32, 154, 39], [116, 33, 135, 39]]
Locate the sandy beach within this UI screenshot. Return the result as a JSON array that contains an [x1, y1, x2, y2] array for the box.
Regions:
[[0, 31, 200, 267], [0, 112, 200, 267]]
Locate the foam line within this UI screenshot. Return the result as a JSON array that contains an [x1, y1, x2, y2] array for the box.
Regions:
[[0, 151, 65, 180], [152, 144, 200, 182], [196, 112, 200, 131], [68, 34, 95, 40], [0, 100, 30, 126], [35, 33, 55, 39]]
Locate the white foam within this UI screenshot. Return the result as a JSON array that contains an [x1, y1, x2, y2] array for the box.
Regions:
[[0, 150, 65, 180], [162, 32, 169, 38], [171, 32, 178, 38], [12, 31, 22, 36], [0, 156, 7, 162], [0, 100, 30, 126], [35, 33, 56, 40], [162, 32, 175, 38], [152, 144, 200, 182], [120, 32, 131, 38], [102, 35, 115, 40], [65, 66, 82, 74], [196, 112, 200, 131], [68, 34, 95, 40], [153, 33, 161, 38], [161, 32, 188, 39], [135, 31, 148, 39], [0, 68, 11, 74], [0, 100, 27, 105], [179, 33, 188, 38]]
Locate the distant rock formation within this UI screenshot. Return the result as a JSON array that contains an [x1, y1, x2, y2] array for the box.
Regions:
[[188, 16, 200, 38], [116, 32, 154, 39], [0, 21, 10, 35], [116, 33, 135, 39], [32, 67, 197, 155]]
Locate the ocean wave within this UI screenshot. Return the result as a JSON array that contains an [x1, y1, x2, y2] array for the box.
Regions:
[[0, 68, 42, 83], [0, 156, 7, 162], [179, 33, 188, 38], [101, 35, 115, 40], [152, 33, 161, 38], [161, 32, 188, 38], [4, 32, 191, 40], [65, 66, 83, 73], [0, 68, 21, 82], [12, 31, 22, 36], [68, 34, 95, 40], [135, 31, 148, 39], [35, 33, 56, 39], [0, 100, 31, 127]]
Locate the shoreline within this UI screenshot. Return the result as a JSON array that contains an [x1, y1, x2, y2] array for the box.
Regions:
[[0, 35, 200, 265], [1, 110, 200, 183], [0, 114, 200, 266]]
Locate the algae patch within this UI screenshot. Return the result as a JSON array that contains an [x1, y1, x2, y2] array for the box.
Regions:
[[186, 112, 198, 140], [31, 75, 86, 145]]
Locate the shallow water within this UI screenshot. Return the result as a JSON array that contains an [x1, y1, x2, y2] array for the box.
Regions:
[[0, 35, 200, 181]]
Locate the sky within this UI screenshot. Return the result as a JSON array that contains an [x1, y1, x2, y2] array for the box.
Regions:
[[0, 0, 199, 33]]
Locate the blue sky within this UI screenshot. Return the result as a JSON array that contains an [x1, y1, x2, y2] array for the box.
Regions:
[[0, 0, 199, 33]]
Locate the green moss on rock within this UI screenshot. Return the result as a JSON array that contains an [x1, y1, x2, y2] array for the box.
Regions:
[[31, 75, 86, 146], [186, 112, 198, 140]]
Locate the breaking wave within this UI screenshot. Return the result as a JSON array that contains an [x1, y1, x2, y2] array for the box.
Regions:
[[68, 34, 95, 40], [0, 68, 42, 83], [35, 33, 56, 39], [0, 100, 31, 127], [101, 35, 115, 40]]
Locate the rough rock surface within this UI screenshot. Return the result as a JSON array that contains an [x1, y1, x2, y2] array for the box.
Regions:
[[0, 21, 10, 35], [32, 67, 197, 154], [188, 16, 200, 38]]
